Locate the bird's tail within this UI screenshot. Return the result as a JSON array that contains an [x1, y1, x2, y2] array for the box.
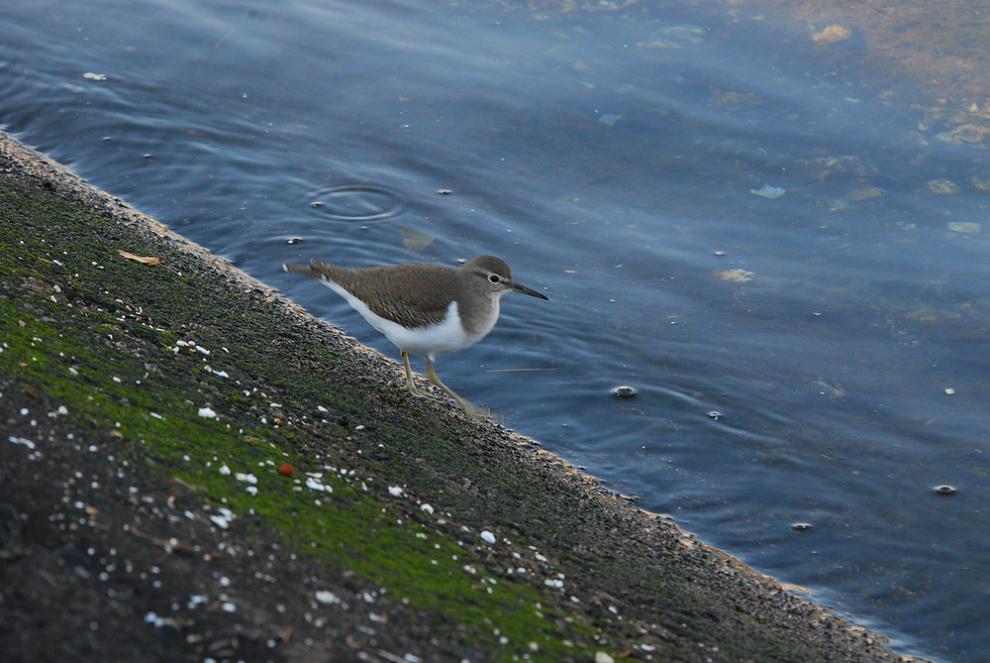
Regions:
[[282, 261, 321, 279]]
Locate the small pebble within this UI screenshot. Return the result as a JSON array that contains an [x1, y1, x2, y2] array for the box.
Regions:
[[480, 530, 496, 545]]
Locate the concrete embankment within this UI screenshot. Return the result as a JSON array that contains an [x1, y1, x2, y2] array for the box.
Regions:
[[0, 131, 913, 662]]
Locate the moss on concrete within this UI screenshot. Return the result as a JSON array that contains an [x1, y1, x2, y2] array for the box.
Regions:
[[0, 226, 607, 660]]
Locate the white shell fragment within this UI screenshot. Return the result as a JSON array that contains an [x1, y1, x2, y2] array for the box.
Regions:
[[8, 436, 36, 450], [306, 477, 332, 493], [209, 512, 233, 530], [315, 590, 340, 605]]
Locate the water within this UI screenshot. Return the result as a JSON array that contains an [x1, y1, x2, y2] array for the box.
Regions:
[[2, 1, 989, 659]]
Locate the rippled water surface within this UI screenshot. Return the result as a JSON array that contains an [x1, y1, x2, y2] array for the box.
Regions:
[[3, 1, 989, 659]]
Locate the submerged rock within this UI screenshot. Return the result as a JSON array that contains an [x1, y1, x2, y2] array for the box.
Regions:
[[811, 25, 852, 45], [610, 385, 638, 399]]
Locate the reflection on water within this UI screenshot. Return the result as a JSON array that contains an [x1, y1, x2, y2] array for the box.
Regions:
[[2, 1, 989, 659]]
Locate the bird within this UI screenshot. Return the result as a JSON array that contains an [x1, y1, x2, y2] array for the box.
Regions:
[[283, 255, 548, 415]]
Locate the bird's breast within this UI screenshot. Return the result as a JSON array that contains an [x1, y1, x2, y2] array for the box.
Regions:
[[460, 295, 500, 344]]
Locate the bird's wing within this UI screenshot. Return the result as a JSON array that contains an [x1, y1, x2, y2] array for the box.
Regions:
[[308, 261, 457, 329]]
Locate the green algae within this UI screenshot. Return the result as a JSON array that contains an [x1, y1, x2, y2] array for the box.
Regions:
[[2, 164, 878, 661], [0, 179, 615, 661]]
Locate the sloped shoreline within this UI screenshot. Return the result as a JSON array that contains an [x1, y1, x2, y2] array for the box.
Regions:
[[0, 131, 914, 662]]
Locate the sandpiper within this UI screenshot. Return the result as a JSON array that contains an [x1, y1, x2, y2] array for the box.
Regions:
[[283, 255, 548, 414]]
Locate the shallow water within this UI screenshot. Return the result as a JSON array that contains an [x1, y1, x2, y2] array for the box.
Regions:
[[3, 1, 989, 659]]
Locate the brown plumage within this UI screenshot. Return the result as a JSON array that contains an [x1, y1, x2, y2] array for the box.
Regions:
[[291, 260, 459, 330]]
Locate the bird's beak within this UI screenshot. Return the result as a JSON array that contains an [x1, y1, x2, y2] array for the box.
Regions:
[[509, 280, 549, 300]]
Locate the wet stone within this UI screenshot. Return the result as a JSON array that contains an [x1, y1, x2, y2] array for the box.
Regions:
[[927, 179, 959, 194], [715, 268, 756, 284], [947, 222, 981, 234], [610, 385, 638, 399], [810, 25, 851, 45]]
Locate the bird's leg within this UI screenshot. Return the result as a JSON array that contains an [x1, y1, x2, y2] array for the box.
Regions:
[[425, 357, 482, 418], [401, 350, 420, 396]]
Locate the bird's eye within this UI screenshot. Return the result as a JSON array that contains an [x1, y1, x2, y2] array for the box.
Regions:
[[488, 274, 501, 283]]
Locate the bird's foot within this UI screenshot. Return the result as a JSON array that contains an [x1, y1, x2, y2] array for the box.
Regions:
[[450, 396, 495, 423]]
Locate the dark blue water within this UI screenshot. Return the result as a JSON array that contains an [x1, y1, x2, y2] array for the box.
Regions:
[[3, 1, 989, 659]]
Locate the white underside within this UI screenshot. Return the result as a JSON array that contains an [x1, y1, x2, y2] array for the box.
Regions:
[[320, 280, 490, 359]]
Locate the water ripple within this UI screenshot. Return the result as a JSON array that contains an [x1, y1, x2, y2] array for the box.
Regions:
[[307, 184, 404, 222]]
